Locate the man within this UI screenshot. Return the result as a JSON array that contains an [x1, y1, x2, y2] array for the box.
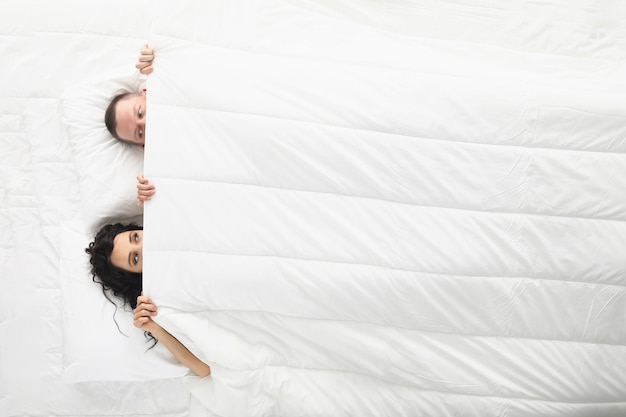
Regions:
[[104, 44, 154, 146], [103, 44, 156, 203]]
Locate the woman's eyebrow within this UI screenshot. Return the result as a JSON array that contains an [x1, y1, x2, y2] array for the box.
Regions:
[[127, 233, 133, 267]]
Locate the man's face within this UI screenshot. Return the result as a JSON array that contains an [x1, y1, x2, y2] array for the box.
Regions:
[[115, 91, 147, 145]]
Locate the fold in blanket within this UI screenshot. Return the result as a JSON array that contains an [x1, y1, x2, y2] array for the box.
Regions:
[[143, 0, 626, 415]]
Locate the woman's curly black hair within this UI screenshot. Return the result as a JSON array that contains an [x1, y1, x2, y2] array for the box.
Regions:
[[85, 222, 156, 347], [85, 222, 143, 309]]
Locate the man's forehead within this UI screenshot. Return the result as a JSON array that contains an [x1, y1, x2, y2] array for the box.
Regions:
[[116, 98, 137, 129], [113, 93, 145, 144]]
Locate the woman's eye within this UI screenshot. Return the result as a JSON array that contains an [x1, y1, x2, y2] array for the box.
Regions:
[[133, 254, 139, 264], [134, 233, 139, 242], [138, 108, 143, 118]]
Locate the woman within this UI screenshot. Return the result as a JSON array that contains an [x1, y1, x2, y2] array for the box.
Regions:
[[85, 223, 211, 377]]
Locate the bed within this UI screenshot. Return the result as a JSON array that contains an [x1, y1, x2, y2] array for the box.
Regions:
[[2, 0, 626, 416]]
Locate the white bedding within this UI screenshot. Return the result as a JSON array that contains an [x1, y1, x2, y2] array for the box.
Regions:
[[2, 0, 626, 416], [1, 1, 203, 416], [143, 0, 626, 416]]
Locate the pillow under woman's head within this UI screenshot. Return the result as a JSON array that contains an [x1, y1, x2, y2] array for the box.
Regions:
[[60, 220, 188, 382]]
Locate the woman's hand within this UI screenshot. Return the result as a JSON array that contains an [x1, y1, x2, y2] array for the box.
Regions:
[[135, 43, 154, 74], [134, 293, 159, 333], [133, 293, 212, 377], [136, 173, 155, 205]]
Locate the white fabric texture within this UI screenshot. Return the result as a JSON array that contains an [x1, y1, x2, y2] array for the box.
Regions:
[[2, 0, 626, 416], [61, 75, 145, 234], [143, 0, 626, 416], [60, 220, 189, 382], [0, 1, 202, 416]]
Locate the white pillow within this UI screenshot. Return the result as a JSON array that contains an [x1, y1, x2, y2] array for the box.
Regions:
[[60, 74, 145, 235], [60, 220, 189, 382]]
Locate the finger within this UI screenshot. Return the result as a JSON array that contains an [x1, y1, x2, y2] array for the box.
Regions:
[[134, 310, 155, 322], [134, 309, 155, 319], [140, 66, 154, 75], [137, 182, 154, 189], [138, 54, 154, 62], [138, 300, 156, 310], [135, 61, 151, 70], [133, 317, 149, 328], [137, 186, 154, 194], [136, 295, 150, 305]]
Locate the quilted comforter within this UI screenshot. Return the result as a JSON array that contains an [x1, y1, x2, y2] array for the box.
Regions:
[[142, 0, 626, 416]]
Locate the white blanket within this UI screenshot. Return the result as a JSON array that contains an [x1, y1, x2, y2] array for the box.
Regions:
[[143, 1, 626, 416]]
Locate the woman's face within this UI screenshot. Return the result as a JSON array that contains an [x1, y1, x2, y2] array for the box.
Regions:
[[110, 230, 143, 273]]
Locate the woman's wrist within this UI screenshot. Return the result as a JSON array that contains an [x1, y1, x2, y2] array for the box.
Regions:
[[143, 320, 163, 336]]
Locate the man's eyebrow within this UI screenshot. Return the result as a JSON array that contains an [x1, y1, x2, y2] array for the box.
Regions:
[[133, 104, 138, 140]]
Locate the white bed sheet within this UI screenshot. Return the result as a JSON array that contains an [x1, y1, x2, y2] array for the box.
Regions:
[[0, 1, 205, 416], [143, 0, 626, 416]]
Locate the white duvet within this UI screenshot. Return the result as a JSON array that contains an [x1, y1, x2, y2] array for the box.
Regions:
[[142, 0, 626, 416]]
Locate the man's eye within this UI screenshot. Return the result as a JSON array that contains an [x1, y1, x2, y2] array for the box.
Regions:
[[139, 128, 143, 138], [133, 254, 139, 265], [138, 108, 143, 118]]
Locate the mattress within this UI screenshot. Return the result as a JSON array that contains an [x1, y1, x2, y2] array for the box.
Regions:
[[142, 0, 626, 416]]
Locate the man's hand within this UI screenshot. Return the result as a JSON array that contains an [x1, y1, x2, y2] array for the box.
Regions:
[[135, 44, 154, 75], [137, 173, 155, 205]]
